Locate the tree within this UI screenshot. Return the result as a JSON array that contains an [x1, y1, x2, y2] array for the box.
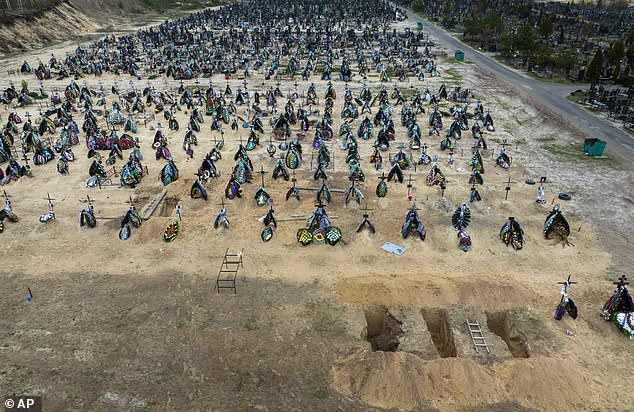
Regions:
[[626, 29, 634, 45], [607, 40, 625, 65], [555, 48, 580, 77], [626, 44, 634, 69], [586, 48, 604, 81], [463, 15, 482, 39], [412, 1, 425, 13], [539, 14, 555, 38], [618, 65, 631, 86]]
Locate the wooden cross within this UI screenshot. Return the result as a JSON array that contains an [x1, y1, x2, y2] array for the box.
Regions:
[[44, 193, 55, 210], [504, 175, 518, 201], [613, 275, 629, 289], [3, 190, 10, 203], [216, 197, 227, 209], [126, 196, 135, 208], [258, 166, 269, 188], [557, 274, 578, 302], [361, 202, 373, 219], [406, 174, 415, 197], [314, 198, 326, 209]]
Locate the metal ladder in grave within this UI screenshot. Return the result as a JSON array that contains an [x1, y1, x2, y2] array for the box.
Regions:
[[466, 320, 490, 353]]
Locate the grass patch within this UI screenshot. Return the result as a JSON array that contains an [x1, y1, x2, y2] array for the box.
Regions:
[[314, 386, 330, 399], [492, 96, 512, 111], [441, 67, 463, 82], [243, 315, 258, 331], [542, 141, 621, 169], [535, 134, 557, 143], [524, 71, 583, 85], [623, 127, 634, 138], [305, 300, 348, 337]]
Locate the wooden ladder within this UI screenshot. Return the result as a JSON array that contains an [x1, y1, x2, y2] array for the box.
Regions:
[[141, 189, 167, 220], [467, 320, 490, 353], [215, 249, 243, 294]]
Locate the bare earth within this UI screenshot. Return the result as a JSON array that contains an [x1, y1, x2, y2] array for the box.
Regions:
[[1, 14, 633, 412]]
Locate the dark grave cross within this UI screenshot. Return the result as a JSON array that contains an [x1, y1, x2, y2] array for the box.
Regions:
[[557, 275, 578, 303], [258, 166, 269, 188], [291, 169, 298, 187], [406, 174, 415, 197], [216, 197, 227, 209], [407, 202, 421, 212], [613, 275, 629, 290], [44, 193, 56, 211], [3, 190, 11, 208], [20, 150, 29, 166], [314, 197, 326, 209], [503, 175, 518, 201], [361, 202, 373, 219], [492, 139, 513, 160]]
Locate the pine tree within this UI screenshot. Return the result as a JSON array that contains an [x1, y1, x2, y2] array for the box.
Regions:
[[586, 48, 604, 81]]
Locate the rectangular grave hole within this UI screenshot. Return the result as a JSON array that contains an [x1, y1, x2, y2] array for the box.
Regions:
[[486, 311, 529, 358], [363, 305, 403, 352], [421, 308, 456, 358], [161, 196, 179, 217]]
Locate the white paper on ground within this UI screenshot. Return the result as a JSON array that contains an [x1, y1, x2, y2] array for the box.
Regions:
[[381, 242, 407, 256]]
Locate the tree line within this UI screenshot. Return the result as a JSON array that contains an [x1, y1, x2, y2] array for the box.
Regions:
[[405, 0, 634, 85]]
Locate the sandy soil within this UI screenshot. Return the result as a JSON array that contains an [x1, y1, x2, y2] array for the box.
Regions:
[[0, 13, 633, 412]]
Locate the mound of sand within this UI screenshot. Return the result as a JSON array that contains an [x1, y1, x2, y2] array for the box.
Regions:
[[0, 2, 102, 55], [332, 352, 592, 412], [331, 350, 430, 411]]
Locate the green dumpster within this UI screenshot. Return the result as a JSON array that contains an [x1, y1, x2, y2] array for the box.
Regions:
[[455, 50, 464, 61], [583, 138, 606, 156], [417, 22, 424, 30]]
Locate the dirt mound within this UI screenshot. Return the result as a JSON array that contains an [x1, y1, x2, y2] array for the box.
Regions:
[[333, 354, 593, 412], [331, 350, 431, 411], [0, 2, 103, 55]]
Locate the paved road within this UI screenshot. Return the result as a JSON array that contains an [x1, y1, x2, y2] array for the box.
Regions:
[[405, 10, 634, 166]]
